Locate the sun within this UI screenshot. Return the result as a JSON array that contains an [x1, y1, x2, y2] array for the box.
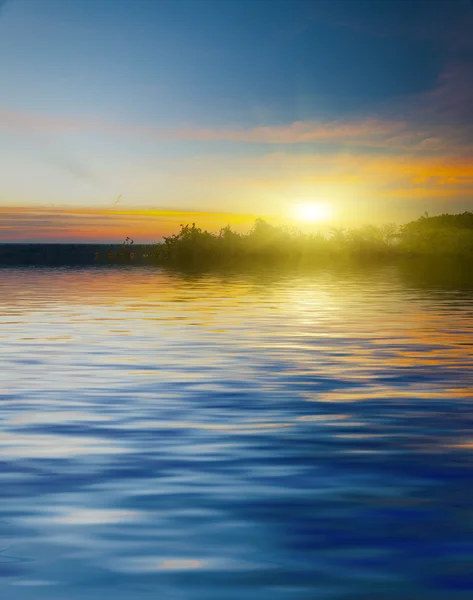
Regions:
[[293, 202, 333, 223]]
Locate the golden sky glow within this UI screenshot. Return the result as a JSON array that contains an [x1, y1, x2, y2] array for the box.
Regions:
[[0, 206, 260, 242], [1, 0, 473, 241], [292, 202, 334, 223]]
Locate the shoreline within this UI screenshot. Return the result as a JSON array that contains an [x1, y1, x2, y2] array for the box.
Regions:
[[1, 242, 472, 268]]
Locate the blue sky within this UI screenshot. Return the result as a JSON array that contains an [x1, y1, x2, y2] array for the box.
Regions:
[[1, 0, 473, 240], [0, 0, 444, 123]]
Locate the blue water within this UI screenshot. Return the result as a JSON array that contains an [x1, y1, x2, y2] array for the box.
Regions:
[[1, 265, 473, 599]]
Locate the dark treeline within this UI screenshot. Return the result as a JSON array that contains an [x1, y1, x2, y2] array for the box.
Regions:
[[151, 212, 473, 266], [1, 212, 473, 267]]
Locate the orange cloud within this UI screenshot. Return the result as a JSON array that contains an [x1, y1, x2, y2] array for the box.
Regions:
[[247, 151, 473, 192], [0, 206, 258, 242]]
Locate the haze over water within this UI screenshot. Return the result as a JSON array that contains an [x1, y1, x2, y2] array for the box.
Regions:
[[1, 265, 473, 599]]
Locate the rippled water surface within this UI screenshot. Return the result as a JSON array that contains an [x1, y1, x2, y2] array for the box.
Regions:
[[1, 264, 473, 599]]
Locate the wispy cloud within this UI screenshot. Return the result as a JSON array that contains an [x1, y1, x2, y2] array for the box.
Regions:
[[423, 63, 473, 125], [1, 97, 470, 153], [0, 106, 409, 145], [172, 119, 408, 144]]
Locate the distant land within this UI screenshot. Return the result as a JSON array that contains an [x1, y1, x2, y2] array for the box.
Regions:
[[1, 213, 473, 266]]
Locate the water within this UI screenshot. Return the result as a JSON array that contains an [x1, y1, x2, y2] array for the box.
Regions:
[[1, 264, 473, 599]]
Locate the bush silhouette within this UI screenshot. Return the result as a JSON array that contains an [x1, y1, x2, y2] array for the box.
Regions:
[[151, 212, 473, 266]]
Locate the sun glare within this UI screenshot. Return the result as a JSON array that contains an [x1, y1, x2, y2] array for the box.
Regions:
[[293, 202, 333, 223]]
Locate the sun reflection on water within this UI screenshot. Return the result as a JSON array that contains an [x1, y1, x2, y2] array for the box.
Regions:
[[0, 265, 473, 598]]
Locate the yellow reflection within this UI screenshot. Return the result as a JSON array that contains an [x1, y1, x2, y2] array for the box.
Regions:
[[297, 415, 349, 422], [52, 508, 138, 525], [116, 420, 293, 433], [450, 443, 473, 450], [158, 559, 204, 571]]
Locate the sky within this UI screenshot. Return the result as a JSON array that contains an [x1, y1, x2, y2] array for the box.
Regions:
[[1, 0, 473, 241]]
